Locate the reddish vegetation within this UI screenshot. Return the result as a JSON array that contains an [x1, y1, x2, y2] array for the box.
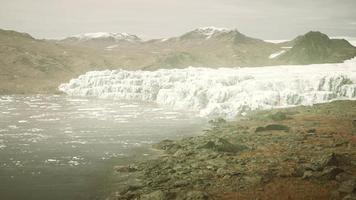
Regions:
[[218, 178, 336, 200]]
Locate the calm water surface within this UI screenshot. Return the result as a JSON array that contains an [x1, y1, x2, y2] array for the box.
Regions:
[[0, 95, 206, 200]]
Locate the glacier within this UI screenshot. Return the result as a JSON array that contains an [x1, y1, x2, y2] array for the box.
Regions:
[[59, 59, 356, 118]]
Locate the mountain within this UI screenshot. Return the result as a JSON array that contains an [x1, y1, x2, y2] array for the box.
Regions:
[[140, 27, 280, 68], [0, 28, 355, 94], [0, 29, 149, 94], [275, 31, 356, 64], [60, 32, 142, 49]]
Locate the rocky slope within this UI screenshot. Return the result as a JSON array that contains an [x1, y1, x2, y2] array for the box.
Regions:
[[1, 28, 355, 94], [108, 100, 356, 200], [277, 32, 356, 64], [60, 32, 142, 49]]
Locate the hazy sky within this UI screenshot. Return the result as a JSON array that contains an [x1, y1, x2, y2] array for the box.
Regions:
[[0, 0, 355, 40]]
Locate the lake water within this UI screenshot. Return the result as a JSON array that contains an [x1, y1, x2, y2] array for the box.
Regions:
[[0, 95, 206, 200]]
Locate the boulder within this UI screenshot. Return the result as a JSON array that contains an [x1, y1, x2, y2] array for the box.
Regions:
[[199, 138, 247, 153], [318, 153, 351, 169]]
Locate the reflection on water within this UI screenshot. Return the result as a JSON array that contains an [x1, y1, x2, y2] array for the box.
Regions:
[[0, 95, 206, 200]]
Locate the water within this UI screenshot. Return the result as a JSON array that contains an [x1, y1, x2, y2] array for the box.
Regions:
[[0, 95, 206, 200]]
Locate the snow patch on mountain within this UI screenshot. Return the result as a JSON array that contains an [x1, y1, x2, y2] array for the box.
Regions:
[[194, 27, 231, 39], [59, 58, 356, 118], [70, 32, 141, 42], [269, 50, 287, 59], [264, 40, 289, 44]]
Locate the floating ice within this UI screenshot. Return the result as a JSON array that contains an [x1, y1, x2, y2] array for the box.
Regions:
[[59, 58, 356, 118], [45, 159, 59, 163]]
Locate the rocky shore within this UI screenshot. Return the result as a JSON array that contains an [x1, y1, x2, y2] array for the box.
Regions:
[[107, 100, 356, 200]]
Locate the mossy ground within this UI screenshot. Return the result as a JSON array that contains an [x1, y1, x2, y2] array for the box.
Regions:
[[109, 100, 356, 200]]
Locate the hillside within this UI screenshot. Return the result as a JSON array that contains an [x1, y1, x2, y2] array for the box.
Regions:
[[139, 27, 280, 69], [0, 28, 355, 94], [0, 29, 153, 94], [276, 31, 356, 64]]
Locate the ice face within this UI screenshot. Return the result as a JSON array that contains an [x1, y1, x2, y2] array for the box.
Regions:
[[59, 59, 356, 118]]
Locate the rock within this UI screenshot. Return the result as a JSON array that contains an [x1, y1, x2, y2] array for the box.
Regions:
[[352, 120, 356, 128], [255, 124, 290, 132], [338, 179, 356, 194], [206, 158, 227, 168], [318, 153, 351, 168], [173, 149, 187, 157], [302, 170, 314, 179], [300, 166, 344, 181], [291, 166, 305, 177], [336, 173, 353, 182], [269, 112, 289, 121], [153, 139, 181, 154], [185, 191, 211, 200], [243, 175, 262, 186], [307, 128, 317, 133], [318, 166, 344, 180], [195, 150, 218, 160], [331, 190, 341, 200], [115, 164, 139, 173], [153, 139, 174, 150], [199, 138, 247, 153], [154, 175, 170, 184], [216, 168, 231, 176], [118, 184, 143, 195], [277, 168, 295, 177], [173, 180, 190, 187], [343, 193, 356, 200], [140, 190, 166, 200]]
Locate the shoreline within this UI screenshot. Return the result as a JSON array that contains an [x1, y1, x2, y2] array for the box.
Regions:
[[107, 100, 356, 200]]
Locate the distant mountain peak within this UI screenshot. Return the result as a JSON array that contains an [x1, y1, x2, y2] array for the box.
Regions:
[[302, 31, 330, 41], [276, 31, 356, 64], [193, 27, 231, 39], [179, 26, 241, 40], [68, 32, 141, 42]]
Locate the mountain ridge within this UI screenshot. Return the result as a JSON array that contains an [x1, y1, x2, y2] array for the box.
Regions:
[[0, 28, 355, 94]]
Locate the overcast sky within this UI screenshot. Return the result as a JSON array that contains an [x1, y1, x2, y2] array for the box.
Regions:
[[0, 0, 355, 40]]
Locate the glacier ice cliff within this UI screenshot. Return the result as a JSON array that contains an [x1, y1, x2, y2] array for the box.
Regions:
[[59, 59, 356, 118]]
